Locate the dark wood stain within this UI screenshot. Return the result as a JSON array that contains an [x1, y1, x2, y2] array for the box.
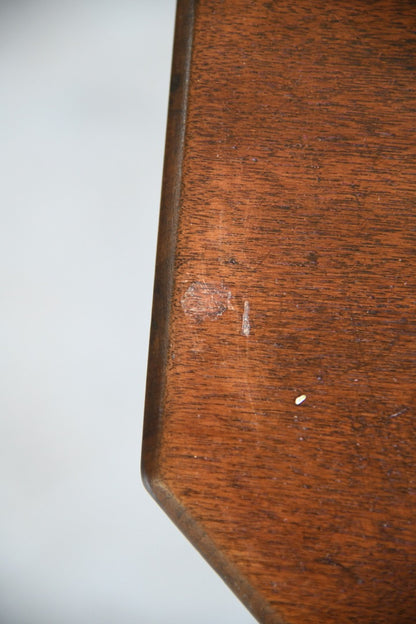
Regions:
[[142, 1, 416, 622]]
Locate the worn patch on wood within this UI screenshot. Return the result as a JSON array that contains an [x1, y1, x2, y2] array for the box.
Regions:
[[181, 282, 231, 321]]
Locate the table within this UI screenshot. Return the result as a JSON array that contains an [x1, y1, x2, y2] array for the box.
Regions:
[[142, 1, 416, 622]]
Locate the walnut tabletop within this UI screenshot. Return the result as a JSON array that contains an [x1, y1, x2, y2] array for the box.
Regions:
[[142, 1, 416, 622]]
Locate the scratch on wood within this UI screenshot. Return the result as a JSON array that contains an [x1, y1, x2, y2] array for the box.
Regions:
[[181, 281, 231, 321], [387, 406, 409, 419], [318, 556, 363, 584], [242, 300, 250, 336]]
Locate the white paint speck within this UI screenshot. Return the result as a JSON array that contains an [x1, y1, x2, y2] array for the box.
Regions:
[[295, 394, 307, 405], [242, 300, 250, 336]]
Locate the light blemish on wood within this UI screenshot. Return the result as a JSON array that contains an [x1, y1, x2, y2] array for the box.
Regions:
[[295, 394, 307, 405], [181, 281, 231, 321], [242, 300, 250, 336]]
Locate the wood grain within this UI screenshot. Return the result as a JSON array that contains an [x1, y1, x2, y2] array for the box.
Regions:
[[142, 1, 416, 622]]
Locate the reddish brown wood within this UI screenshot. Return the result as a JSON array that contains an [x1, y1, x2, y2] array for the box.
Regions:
[[142, 1, 416, 622]]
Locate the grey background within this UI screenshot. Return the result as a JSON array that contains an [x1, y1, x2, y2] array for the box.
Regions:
[[0, 1, 256, 622]]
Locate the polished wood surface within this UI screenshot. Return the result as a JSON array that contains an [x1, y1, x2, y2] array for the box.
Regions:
[[142, 1, 416, 622]]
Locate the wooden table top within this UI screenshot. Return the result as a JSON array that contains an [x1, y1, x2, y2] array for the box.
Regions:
[[142, 1, 416, 622]]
